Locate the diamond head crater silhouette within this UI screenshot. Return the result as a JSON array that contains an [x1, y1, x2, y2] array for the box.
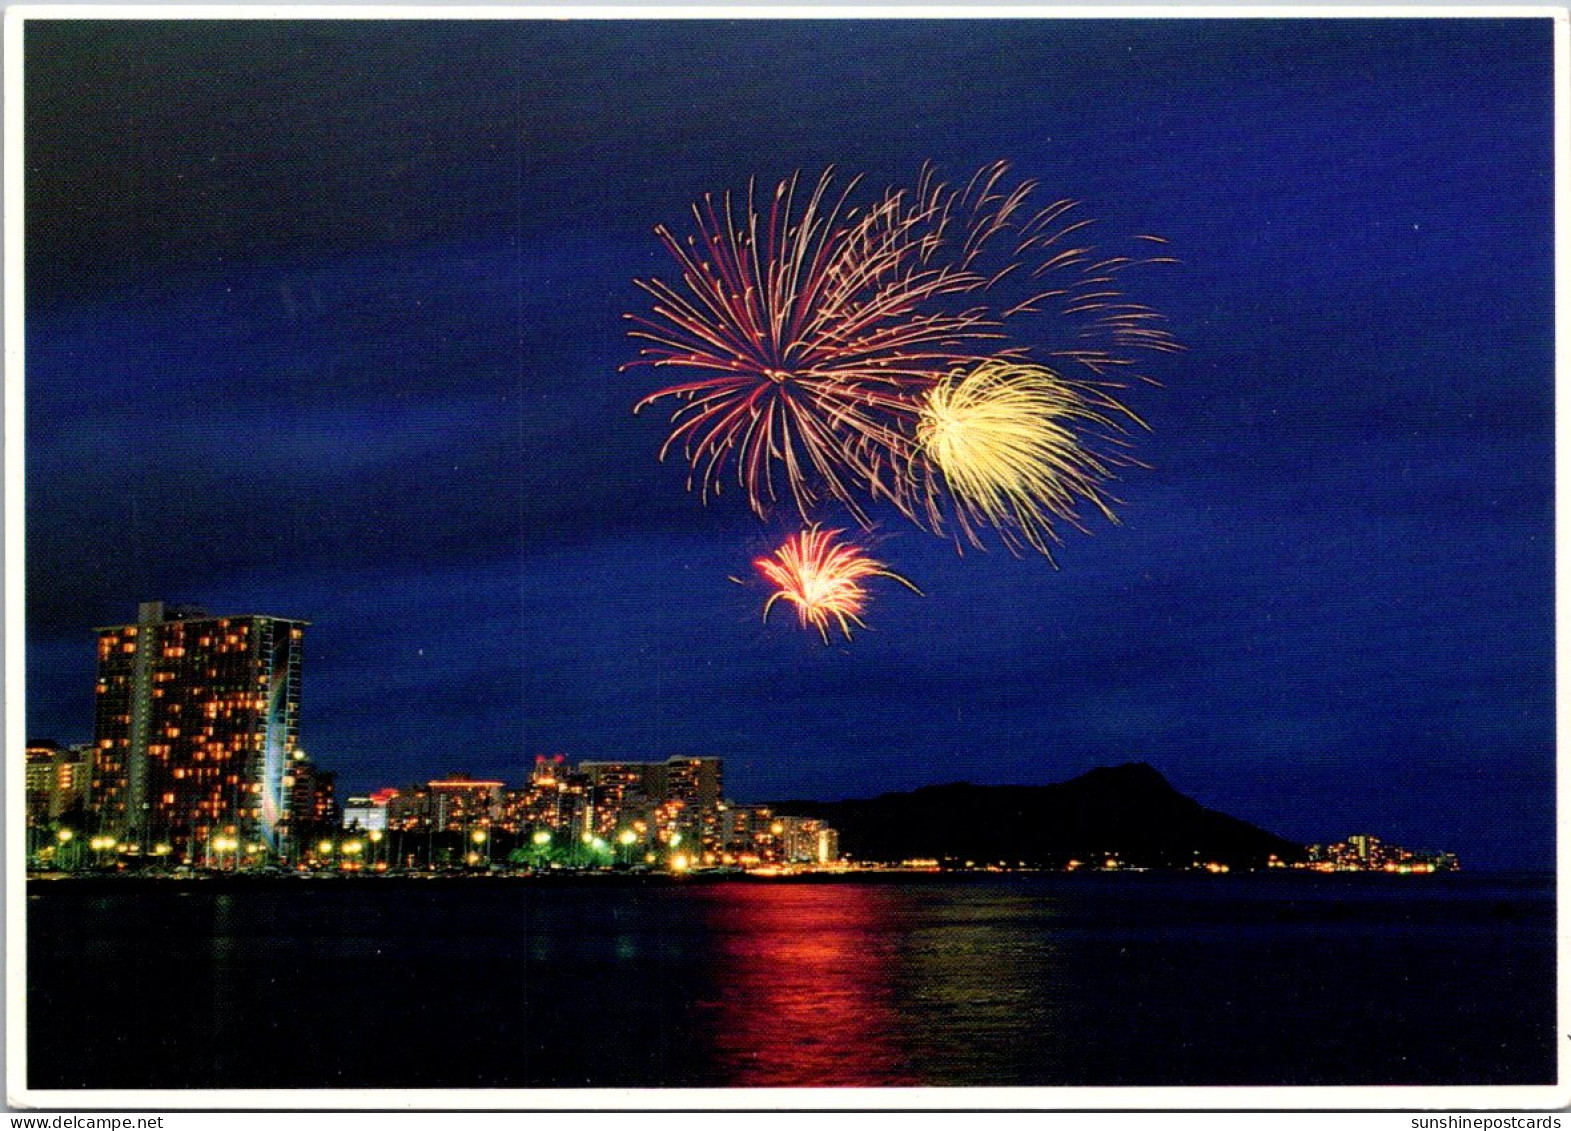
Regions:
[[774, 763, 1307, 869]]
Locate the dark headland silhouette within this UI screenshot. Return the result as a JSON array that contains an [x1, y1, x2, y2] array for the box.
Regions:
[[774, 762, 1307, 868]]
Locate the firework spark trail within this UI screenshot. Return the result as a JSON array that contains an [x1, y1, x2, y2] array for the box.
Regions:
[[624, 168, 1015, 521], [856, 163, 1180, 549], [754, 525, 922, 643], [912, 161, 1183, 382], [626, 161, 1181, 554], [912, 359, 1140, 558]]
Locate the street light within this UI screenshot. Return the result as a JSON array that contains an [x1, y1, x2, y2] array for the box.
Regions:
[[89, 835, 120, 867], [209, 835, 239, 872], [616, 829, 637, 867], [471, 828, 491, 869], [526, 829, 552, 872]]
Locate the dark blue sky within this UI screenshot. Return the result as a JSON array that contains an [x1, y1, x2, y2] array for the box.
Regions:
[[24, 19, 1556, 868]]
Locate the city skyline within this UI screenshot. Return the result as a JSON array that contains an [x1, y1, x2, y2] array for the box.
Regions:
[[32, 674, 1460, 874], [24, 19, 1556, 872], [26, 595, 1472, 871]]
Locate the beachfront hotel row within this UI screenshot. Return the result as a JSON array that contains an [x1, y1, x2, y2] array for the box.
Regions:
[[27, 601, 1455, 874], [28, 601, 840, 870]]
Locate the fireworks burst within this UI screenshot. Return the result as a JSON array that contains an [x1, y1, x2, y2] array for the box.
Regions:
[[754, 525, 921, 643], [627, 161, 1181, 561], [625, 167, 1017, 521], [911, 359, 1142, 557]]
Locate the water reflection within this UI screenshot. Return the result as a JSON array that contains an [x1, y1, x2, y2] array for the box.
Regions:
[[696, 884, 917, 1085], [892, 891, 1070, 1084], [26, 875, 1557, 1089]]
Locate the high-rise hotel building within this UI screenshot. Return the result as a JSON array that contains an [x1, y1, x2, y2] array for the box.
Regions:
[[92, 601, 306, 851], [578, 756, 722, 845]]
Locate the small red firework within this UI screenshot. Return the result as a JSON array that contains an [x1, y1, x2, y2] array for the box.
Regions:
[[753, 525, 921, 643]]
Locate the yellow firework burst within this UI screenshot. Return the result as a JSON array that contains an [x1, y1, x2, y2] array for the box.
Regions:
[[914, 359, 1143, 556]]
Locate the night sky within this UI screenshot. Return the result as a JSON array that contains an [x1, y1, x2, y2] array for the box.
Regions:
[[24, 18, 1556, 869]]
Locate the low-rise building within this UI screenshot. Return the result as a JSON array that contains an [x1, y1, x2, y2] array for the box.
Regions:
[[26, 739, 94, 827]]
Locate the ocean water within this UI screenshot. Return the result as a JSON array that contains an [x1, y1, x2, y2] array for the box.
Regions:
[[25, 872, 1555, 1089]]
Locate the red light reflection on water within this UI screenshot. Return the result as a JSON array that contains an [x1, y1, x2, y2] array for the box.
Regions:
[[694, 883, 917, 1086]]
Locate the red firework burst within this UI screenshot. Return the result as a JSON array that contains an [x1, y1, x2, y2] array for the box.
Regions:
[[625, 168, 1005, 521], [753, 525, 921, 643]]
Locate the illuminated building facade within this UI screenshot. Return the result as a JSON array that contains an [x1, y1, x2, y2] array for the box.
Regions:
[[664, 756, 722, 846], [778, 816, 840, 864], [718, 805, 786, 863], [427, 774, 504, 830], [26, 740, 93, 827], [1303, 834, 1459, 873], [717, 803, 752, 849], [819, 826, 840, 864], [91, 601, 306, 851], [579, 760, 663, 837], [576, 756, 723, 844], [359, 753, 836, 871], [286, 752, 340, 841], [502, 755, 588, 834], [385, 784, 431, 830], [382, 778, 504, 831], [341, 793, 390, 832]]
